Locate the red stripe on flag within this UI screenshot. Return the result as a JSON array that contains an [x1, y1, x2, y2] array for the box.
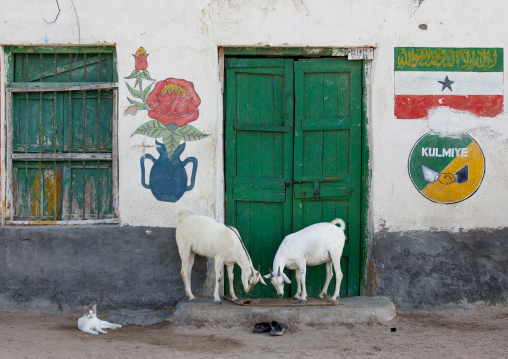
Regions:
[[395, 95, 503, 119]]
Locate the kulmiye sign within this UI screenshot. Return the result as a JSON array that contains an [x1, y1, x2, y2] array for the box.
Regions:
[[408, 132, 485, 204]]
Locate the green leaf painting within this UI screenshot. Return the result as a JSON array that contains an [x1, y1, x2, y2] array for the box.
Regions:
[[127, 97, 150, 111], [141, 82, 155, 101], [176, 125, 209, 141], [124, 69, 139, 80], [163, 131, 182, 159], [131, 120, 168, 138], [126, 82, 142, 99]]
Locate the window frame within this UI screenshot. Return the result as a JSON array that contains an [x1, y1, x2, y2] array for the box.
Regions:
[[3, 46, 119, 225]]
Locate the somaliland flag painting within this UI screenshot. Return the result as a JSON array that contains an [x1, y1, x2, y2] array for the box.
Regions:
[[395, 47, 503, 119]]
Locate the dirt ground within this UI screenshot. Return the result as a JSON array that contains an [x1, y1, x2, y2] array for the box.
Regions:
[[1, 306, 507, 359]]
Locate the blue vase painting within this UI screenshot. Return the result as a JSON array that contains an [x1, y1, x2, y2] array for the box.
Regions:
[[140, 141, 198, 202]]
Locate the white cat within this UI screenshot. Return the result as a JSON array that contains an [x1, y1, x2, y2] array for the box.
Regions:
[[77, 304, 122, 335]]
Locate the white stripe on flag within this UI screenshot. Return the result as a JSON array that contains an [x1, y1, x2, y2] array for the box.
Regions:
[[395, 71, 503, 96]]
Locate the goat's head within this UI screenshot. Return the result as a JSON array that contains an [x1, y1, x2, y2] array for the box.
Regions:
[[263, 267, 291, 297], [242, 266, 267, 294]]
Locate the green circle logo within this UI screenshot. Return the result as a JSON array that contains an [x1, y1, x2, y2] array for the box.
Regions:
[[408, 132, 485, 204]]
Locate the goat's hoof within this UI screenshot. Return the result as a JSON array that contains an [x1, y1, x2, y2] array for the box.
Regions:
[[214, 301, 222, 305], [317, 296, 324, 299], [298, 299, 307, 304], [233, 299, 240, 303]]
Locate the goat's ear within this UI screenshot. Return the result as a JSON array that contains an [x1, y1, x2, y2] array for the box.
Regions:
[[263, 273, 272, 279], [282, 273, 291, 284]]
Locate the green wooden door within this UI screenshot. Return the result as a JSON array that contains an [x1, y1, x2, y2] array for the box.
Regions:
[[292, 59, 362, 298], [225, 57, 363, 298]]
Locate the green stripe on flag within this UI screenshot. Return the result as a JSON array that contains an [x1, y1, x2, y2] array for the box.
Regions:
[[395, 47, 503, 72]]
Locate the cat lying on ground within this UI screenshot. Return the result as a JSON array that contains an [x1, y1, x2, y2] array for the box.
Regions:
[[77, 304, 122, 335]]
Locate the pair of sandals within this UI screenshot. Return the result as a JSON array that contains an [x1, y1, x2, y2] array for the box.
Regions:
[[253, 321, 289, 336]]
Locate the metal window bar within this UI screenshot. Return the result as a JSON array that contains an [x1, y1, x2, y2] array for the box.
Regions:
[[98, 90, 101, 151], [84, 54, 87, 82], [98, 54, 101, 82], [39, 54, 43, 82], [68, 54, 72, 82], [82, 91, 86, 153], [54, 54, 58, 83], [97, 91, 101, 219]]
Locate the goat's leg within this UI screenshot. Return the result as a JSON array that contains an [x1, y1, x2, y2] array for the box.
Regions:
[[293, 269, 302, 300], [213, 258, 223, 304], [318, 261, 334, 298], [298, 265, 308, 304], [226, 265, 239, 302], [331, 255, 343, 302], [179, 248, 195, 300], [187, 252, 196, 297]]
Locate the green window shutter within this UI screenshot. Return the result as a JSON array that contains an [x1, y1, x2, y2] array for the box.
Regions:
[[7, 47, 117, 223], [13, 52, 114, 83]]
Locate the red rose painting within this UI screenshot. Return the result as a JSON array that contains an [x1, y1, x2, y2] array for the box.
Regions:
[[146, 78, 201, 127], [133, 47, 149, 71]]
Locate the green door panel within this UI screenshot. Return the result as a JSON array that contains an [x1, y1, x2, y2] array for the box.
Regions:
[[225, 58, 294, 298], [293, 59, 362, 298]]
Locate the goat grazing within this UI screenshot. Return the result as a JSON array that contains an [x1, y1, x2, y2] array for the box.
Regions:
[[264, 219, 346, 304], [175, 210, 266, 304]]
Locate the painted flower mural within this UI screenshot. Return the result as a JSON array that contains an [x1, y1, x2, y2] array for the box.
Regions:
[[146, 78, 201, 127], [125, 47, 208, 202]]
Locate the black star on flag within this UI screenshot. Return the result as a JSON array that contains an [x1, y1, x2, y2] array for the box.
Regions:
[[438, 76, 454, 92]]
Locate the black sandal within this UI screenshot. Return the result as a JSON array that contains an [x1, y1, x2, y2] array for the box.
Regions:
[[253, 322, 271, 333], [270, 321, 289, 336]]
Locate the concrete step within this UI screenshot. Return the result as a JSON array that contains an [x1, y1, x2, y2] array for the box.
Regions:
[[169, 296, 396, 326], [108, 308, 173, 326]]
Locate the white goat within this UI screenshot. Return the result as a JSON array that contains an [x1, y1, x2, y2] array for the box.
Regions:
[[264, 219, 346, 304], [175, 210, 266, 304]]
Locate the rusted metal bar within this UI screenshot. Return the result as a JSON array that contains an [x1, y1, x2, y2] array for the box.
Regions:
[[6, 83, 118, 92], [112, 90, 118, 218], [13, 153, 112, 161]]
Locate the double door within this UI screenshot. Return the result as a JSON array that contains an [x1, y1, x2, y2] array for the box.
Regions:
[[225, 57, 363, 298]]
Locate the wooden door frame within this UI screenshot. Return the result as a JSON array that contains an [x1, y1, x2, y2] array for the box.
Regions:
[[219, 47, 372, 295]]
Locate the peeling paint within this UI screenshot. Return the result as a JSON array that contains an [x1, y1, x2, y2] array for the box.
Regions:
[[124, 105, 138, 116]]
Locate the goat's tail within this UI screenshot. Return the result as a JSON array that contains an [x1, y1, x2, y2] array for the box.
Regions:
[[331, 218, 346, 230], [176, 209, 189, 226]]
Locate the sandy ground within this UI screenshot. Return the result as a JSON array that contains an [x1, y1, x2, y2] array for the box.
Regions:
[[1, 306, 507, 359]]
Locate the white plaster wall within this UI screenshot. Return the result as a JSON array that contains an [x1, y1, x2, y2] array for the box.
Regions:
[[0, 0, 507, 232]]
